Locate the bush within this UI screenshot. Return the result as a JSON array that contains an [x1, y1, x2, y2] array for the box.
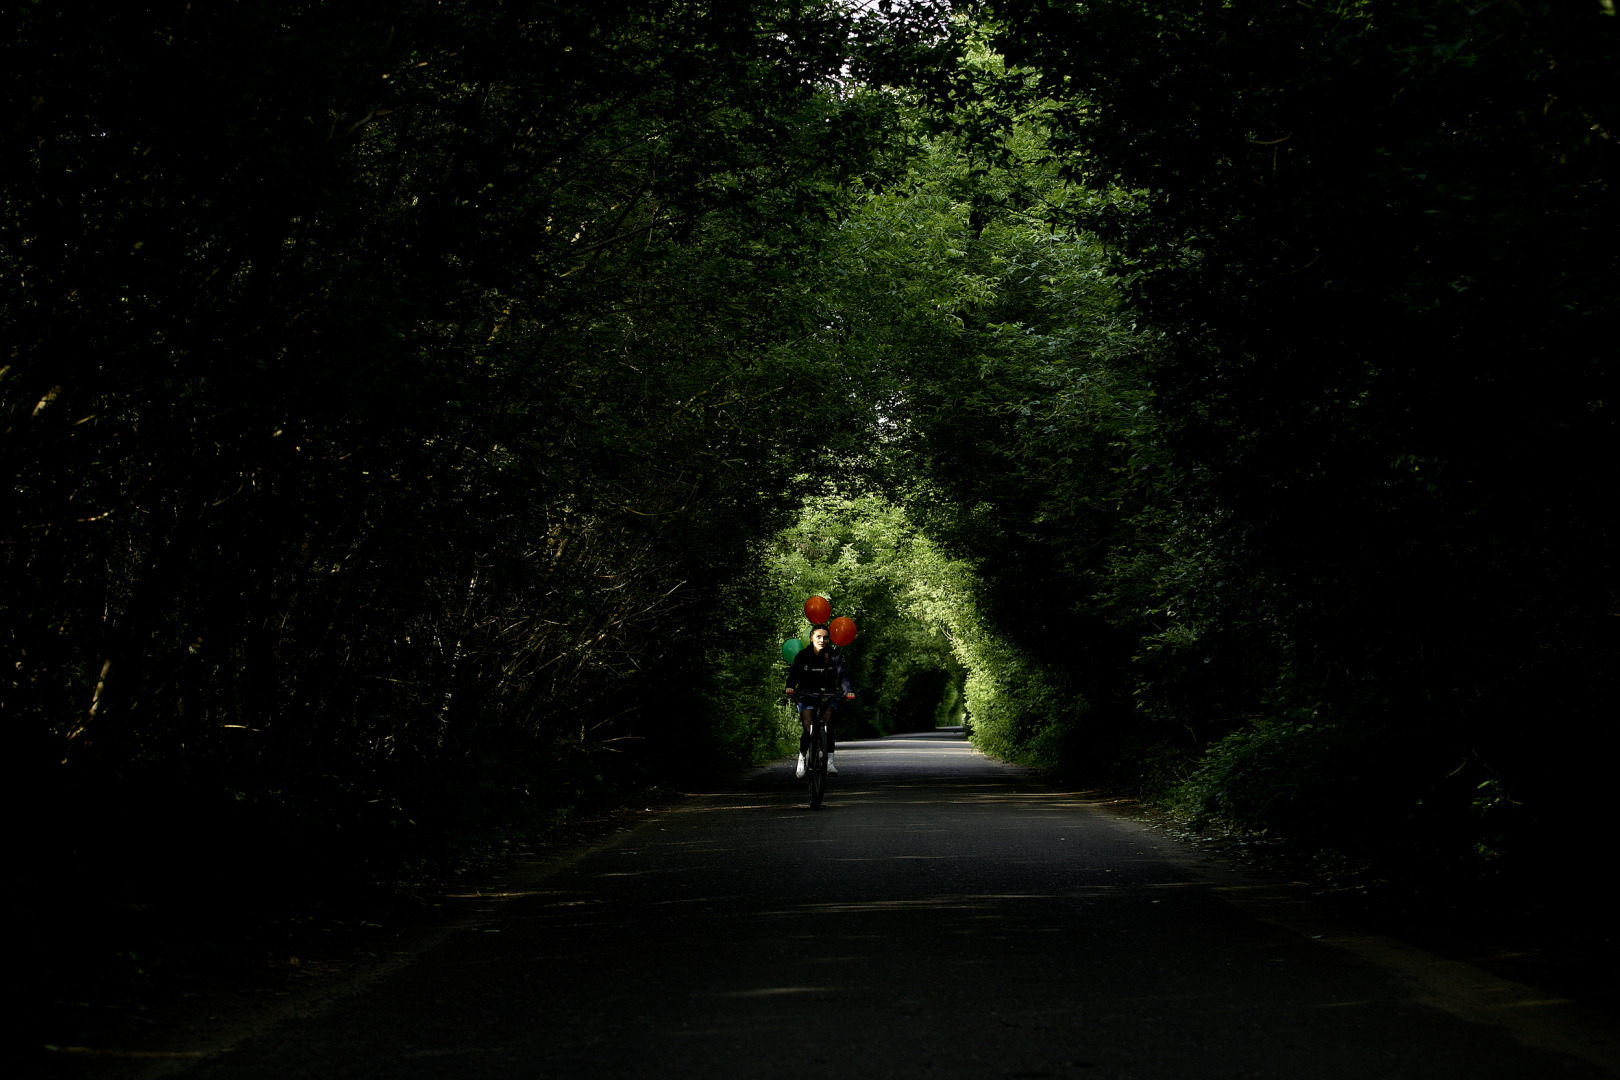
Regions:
[[1178, 720, 1361, 838]]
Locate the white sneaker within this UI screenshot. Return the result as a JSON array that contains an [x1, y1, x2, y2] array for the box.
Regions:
[[795, 753, 806, 778], [826, 754, 838, 776]]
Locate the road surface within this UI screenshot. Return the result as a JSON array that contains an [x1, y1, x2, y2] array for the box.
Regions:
[[97, 729, 1620, 1078]]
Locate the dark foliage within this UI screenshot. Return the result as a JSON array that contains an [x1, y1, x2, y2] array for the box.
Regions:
[[878, 0, 1616, 895], [4, 0, 904, 991]]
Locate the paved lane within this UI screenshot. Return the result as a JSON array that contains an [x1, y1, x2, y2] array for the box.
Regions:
[[186, 729, 1613, 1079]]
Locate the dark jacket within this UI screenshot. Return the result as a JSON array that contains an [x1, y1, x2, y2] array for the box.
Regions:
[[785, 645, 853, 697]]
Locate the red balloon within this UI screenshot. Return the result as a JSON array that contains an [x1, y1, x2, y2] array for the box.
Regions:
[[828, 616, 857, 646], [804, 595, 831, 624]]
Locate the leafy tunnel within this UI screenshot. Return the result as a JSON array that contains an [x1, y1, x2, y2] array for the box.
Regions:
[[7, 0, 1615, 986]]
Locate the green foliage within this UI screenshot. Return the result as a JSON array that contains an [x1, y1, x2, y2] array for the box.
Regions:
[[855, 0, 1617, 892], [761, 494, 968, 739], [791, 97, 1166, 774], [8, 0, 1615, 966], [1170, 713, 1525, 886], [1175, 721, 1365, 839], [4, 1, 917, 984], [4, 0, 899, 769]]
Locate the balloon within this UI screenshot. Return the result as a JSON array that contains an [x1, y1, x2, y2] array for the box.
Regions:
[[828, 616, 857, 647], [782, 637, 803, 662], [803, 595, 831, 624]]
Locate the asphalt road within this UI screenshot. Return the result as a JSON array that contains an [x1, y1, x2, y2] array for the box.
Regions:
[[171, 728, 1613, 1079]]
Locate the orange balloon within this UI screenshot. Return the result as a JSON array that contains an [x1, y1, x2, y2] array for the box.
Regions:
[[804, 595, 831, 624], [828, 616, 857, 646]]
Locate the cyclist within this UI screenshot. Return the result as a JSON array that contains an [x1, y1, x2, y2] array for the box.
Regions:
[[784, 623, 855, 777]]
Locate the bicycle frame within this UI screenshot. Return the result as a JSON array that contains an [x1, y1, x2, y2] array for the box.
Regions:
[[790, 690, 841, 810]]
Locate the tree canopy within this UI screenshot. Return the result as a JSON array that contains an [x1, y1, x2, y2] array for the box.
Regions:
[[7, 0, 1616, 984], [866, 0, 1618, 887]]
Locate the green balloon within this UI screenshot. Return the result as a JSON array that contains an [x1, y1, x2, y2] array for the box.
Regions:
[[781, 637, 803, 662]]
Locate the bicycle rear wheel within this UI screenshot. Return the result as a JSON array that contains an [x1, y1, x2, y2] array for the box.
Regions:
[[807, 719, 828, 810]]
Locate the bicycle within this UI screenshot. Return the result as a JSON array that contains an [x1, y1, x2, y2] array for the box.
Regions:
[[787, 689, 846, 810]]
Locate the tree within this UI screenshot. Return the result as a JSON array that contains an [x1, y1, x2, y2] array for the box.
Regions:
[[889, 0, 1620, 882], [4, 2, 913, 981]]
